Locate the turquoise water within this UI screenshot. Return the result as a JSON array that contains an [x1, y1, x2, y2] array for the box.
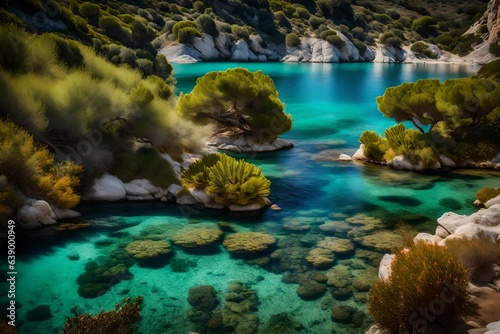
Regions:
[[4, 63, 500, 334]]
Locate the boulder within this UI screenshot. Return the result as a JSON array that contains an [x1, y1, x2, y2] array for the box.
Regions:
[[378, 253, 395, 281], [331, 305, 355, 323], [129, 179, 162, 197], [189, 188, 212, 204], [167, 184, 183, 197], [296, 283, 326, 300], [82, 174, 126, 201], [389, 155, 414, 170], [413, 232, 442, 244], [352, 144, 366, 160], [159, 43, 201, 63], [317, 237, 355, 255], [439, 154, 457, 168], [338, 154, 352, 161], [123, 183, 150, 196], [16, 200, 57, 229], [435, 211, 469, 238], [188, 285, 218, 312], [177, 194, 196, 205], [50, 206, 81, 221]]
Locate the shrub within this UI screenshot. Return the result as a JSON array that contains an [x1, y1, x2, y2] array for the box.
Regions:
[[196, 14, 219, 37], [479, 24, 488, 34], [359, 131, 386, 161], [194, 0, 206, 12], [80, 2, 101, 26], [475, 186, 500, 203], [172, 20, 198, 37], [319, 29, 336, 40], [181, 153, 271, 206], [446, 235, 500, 283], [285, 32, 300, 47], [111, 147, 179, 188], [98, 16, 132, 45], [296, 7, 310, 19], [379, 32, 402, 48], [231, 24, 250, 40], [411, 16, 438, 38], [0, 120, 82, 209], [326, 34, 345, 48], [177, 26, 202, 43], [368, 242, 477, 334], [489, 43, 500, 57], [352, 27, 367, 41], [62, 297, 142, 334], [353, 39, 367, 54], [308, 15, 322, 29], [181, 153, 222, 188]]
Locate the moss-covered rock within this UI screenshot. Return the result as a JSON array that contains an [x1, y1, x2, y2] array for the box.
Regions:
[[223, 232, 276, 254], [317, 237, 356, 256], [306, 248, 335, 268], [124, 239, 172, 259], [171, 227, 223, 248]]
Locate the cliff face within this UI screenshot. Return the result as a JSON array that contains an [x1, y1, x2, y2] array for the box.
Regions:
[[465, 0, 500, 63]]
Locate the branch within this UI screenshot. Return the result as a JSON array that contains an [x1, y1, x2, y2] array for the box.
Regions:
[[105, 117, 155, 146], [409, 117, 425, 133]]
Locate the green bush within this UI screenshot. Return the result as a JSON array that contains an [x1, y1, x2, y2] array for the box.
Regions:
[[308, 15, 322, 29], [319, 29, 336, 40], [98, 16, 132, 45], [489, 43, 500, 57], [196, 14, 219, 37], [326, 34, 345, 48], [172, 20, 198, 37], [369, 242, 477, 334], [181, 153, 271, 206], [352, 27, 367, 41], [231, 24, 250, 40], [359, 131, 386, 161], [177, 26, 202, 43], [62, 297, 142, 334], [411, 16, 438, 38], [285, 32, 300, 47], [475, 186, 500, 203], [379, 32, 402, 48], [111, 147, 179, 188], [353, 39, 367, 54]]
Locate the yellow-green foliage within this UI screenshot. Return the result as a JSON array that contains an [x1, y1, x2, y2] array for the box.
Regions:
[[181, 153, 271, 206], [0, 120, 82, 210], [62, 297, 143, 334], [0, 25, 210, 180], [369, 242, 477, 334], [177, 68, 292, 142], [0, 176, 21, 217], [475, 186, 500, 203], [180, 153, 222, 188], [446, 235, 500, 283], [359, 130, 386, 161]]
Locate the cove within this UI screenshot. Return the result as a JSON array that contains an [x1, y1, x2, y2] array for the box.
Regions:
[[7, 62, 500, 334]]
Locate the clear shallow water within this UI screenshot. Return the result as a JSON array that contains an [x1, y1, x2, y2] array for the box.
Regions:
[[5, 63, 500, 334]]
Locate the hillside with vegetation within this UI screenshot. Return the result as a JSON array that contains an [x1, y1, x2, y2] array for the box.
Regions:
[[1, 0, 497, 64]]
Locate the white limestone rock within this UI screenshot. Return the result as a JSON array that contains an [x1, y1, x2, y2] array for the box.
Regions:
[[176, 194, 196, 205], [378, 253, 395, 281], [436, 211, 469, 238], [338, 154, 352, 161], [192, 34, 220, 60], [352, 144, 366, 160], [82, 174, 126, 201], [231, 40, 255, 61], [413, 232, 442, 244], [159, 43, 201, 63], [485, 195, 500, 208], [190, 188, 212, 204], [50, 206, 81, 221]]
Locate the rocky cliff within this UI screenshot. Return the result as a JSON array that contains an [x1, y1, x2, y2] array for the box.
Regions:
[[465, 0, 500, 63]]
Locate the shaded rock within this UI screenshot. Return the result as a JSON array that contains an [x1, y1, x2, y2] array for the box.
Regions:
[[331, 286, 354, 301], [325, 264, 352, 288], [331, 305, 355, 323], [188, 285, 218, 311], [26, 305, 52, 322], [296, 283, 326, 300], [319, 220, 352, 235], [16, 200, 57, 229], [413, 233, 442, 244], [306, 248, 335, 268], [389, 155, 414, 170], [282, 220, 311, 233], [439, 154, 457, 168], [82, 174, 126, 201], [66, 252, 80, 261], [189, 188, 212, 204], [223, 232, 276, 254]]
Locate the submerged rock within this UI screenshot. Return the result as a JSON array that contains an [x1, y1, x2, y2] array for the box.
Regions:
[[223, 232, 276, 254], [171, 227, 223, 248], [317, 237, 356, 256], [306, 248, 335, 268], [355, 231, 404, 252], [124, 240, 172, 260], [296, 283, 326, 300], [331, 305, 355, 323], [26, 305, 52, 322]]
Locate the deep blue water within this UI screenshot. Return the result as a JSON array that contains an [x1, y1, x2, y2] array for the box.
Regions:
[[5, 62, 500, 334]]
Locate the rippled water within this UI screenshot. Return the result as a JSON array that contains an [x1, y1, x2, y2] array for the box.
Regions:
[[5, 62, 500, 334]]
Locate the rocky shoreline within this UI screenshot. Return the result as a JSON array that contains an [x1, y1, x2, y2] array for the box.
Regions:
[[367, 203, 500, 334]]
